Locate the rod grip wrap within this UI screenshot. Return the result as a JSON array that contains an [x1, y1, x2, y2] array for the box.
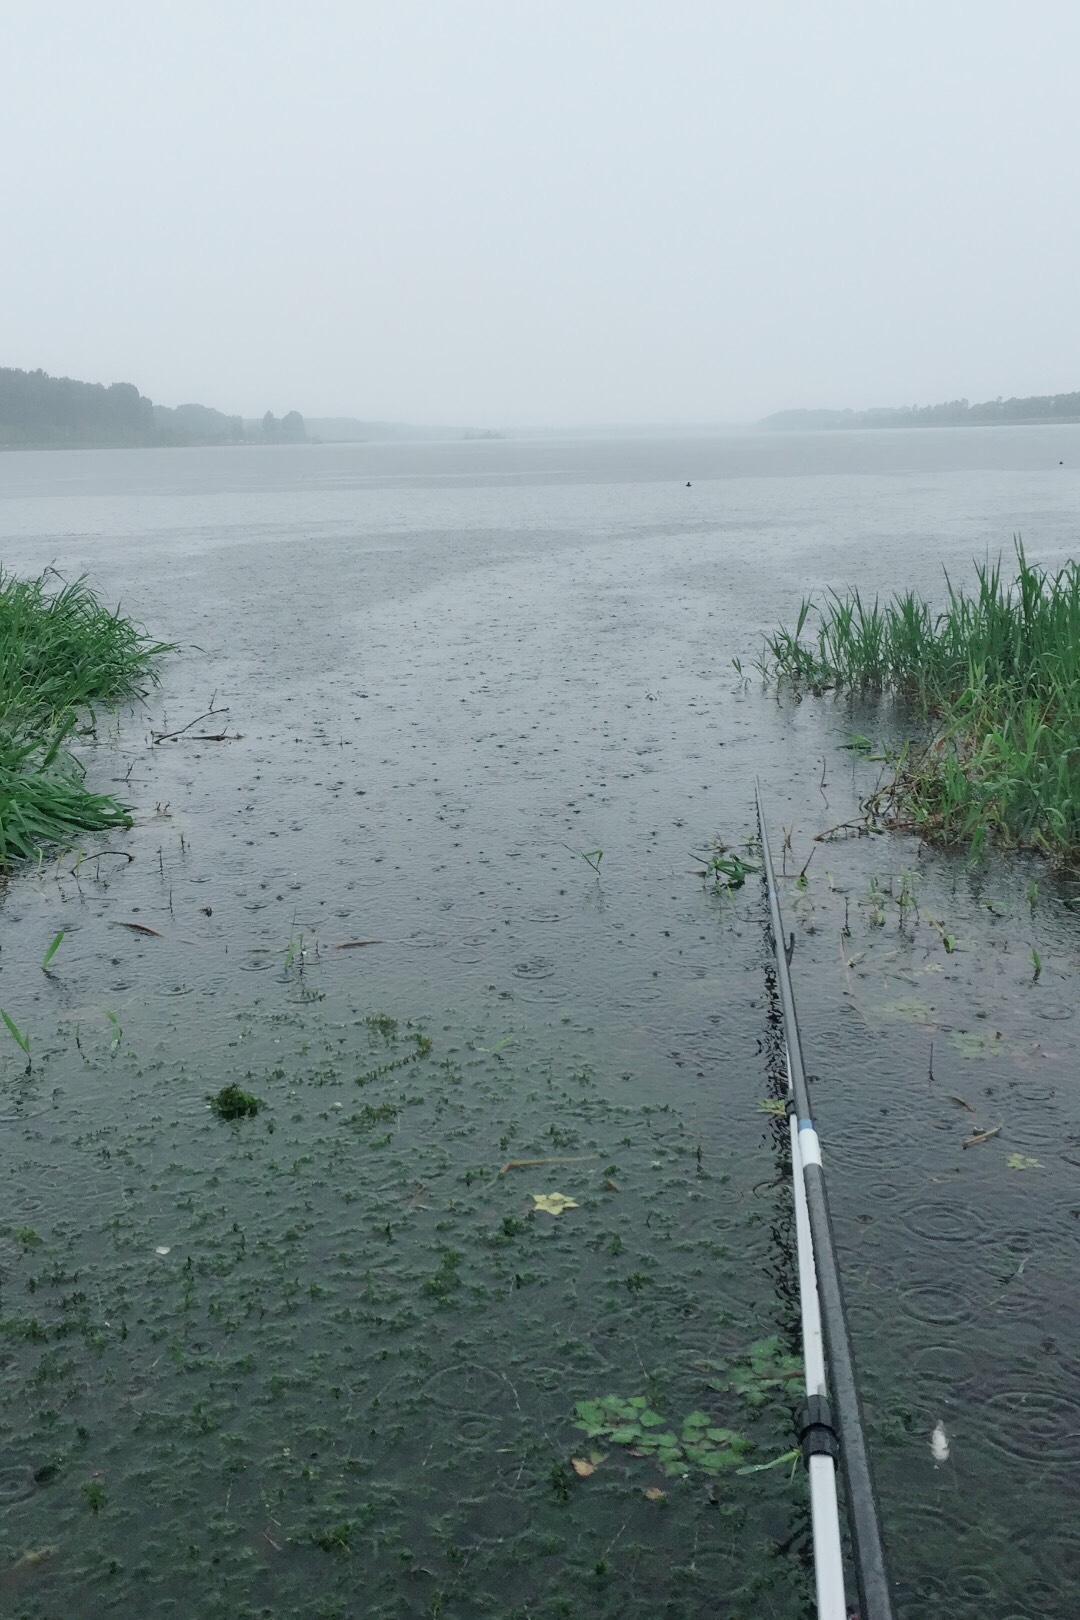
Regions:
[[799, 1394, 840, 1467]]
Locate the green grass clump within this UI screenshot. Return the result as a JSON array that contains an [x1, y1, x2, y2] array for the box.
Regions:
[[762, 541, 1080, 863], [0, 569, 172, 866], [208, 1084, 263, 1120]]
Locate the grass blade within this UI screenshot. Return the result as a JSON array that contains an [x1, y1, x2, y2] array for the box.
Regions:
[[1, 1010, 30, 1055]]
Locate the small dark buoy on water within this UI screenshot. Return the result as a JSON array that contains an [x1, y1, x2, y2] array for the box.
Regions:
[[685, 480, 691, 487]]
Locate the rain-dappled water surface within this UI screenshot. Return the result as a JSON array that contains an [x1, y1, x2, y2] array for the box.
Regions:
[[1, 429, 1079, 1618]]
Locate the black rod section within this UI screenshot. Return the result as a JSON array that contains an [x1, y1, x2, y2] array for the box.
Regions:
[[756, 782, 896, 1620]]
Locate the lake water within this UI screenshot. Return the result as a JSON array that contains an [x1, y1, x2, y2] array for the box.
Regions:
[[1, 428, 1079, 1618]]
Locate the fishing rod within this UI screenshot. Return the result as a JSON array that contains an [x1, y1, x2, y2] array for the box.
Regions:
[[756, 781, 896, 1620]]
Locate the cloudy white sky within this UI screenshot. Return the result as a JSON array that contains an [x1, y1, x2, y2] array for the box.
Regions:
[[2, 1, 1076, 425]]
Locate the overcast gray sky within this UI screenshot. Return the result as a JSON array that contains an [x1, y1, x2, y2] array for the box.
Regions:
[[2, 1, 1077, 426]]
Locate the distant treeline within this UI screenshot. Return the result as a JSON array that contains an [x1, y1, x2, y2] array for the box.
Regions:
[[0, 366, 306, 448], [761, 391, 1080, 431]]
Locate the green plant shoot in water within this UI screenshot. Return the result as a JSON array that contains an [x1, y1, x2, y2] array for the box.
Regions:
[[2, 1009, 31, 1070]]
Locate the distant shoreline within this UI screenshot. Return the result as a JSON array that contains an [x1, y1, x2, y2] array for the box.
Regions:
[[6, 417, 1080, 454], [762, 415, 1080, 432], [759, 389, 1080, 432]]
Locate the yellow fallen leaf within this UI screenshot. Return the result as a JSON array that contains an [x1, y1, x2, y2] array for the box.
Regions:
[[643, 1486, 666, 1501], [10, 1546, 59, 1571], [531, 1191, 578, 1216], [571, 1457, 595, 1477]]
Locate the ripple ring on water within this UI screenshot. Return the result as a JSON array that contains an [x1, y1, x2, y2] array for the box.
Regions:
[[981, 1387, 1080, 1463], [900, 1198, 990, 1243], [898, 1283, 975, 1326], [0, 1466, 36, 1504], [910, 1343, 979, 1386], [511, 957, 555, 980]]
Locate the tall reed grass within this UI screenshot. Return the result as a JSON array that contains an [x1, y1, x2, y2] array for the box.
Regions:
[[763, 540, 1080, 862], [0, 569, 172, 865]]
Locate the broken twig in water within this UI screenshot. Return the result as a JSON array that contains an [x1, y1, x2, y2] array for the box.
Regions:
[[152, 708, 229, 745], [112, 921, 164, 937], [499, 1153, 599, 1177], [331, 939, 383, 949], [962, 1124, 1002, 1149], [814, 817, 879, 842]]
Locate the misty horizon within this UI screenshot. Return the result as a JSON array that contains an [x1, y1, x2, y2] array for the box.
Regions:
[[3, 3, 1078, 427]]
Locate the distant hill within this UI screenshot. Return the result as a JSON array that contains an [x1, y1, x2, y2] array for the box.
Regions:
[[0, 365, 306, 448], [0, 366, 156, 447], [154, 401, 243, 444], [760, 390, 1080, 431]]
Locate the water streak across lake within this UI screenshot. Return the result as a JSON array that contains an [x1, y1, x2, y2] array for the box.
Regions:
[[0, 428, 1078, 1618]]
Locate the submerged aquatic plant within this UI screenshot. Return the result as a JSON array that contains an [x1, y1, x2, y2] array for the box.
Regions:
[[762, 541, 1080, 865], [707, 1336, 804, 1409], [573, 1394, 753, 1478], [208, 1084, 263, 1120]]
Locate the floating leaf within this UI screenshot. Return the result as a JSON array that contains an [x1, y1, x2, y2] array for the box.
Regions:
[[1006, 1153, 1042, 1171], [878, 998, 933, 1023], [710, 1338, 803, 1408], [570, 1457, 596, 1477], [950, 1031, 1006, 1060], [643, 1486, 666, 1501], [531, 1191, 578, 1216], [573, 1390, 761, 1482], [757, 1098, 786, 1116], [575, 1400, 605, 1429], [702, 1449, 744, 1471]]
